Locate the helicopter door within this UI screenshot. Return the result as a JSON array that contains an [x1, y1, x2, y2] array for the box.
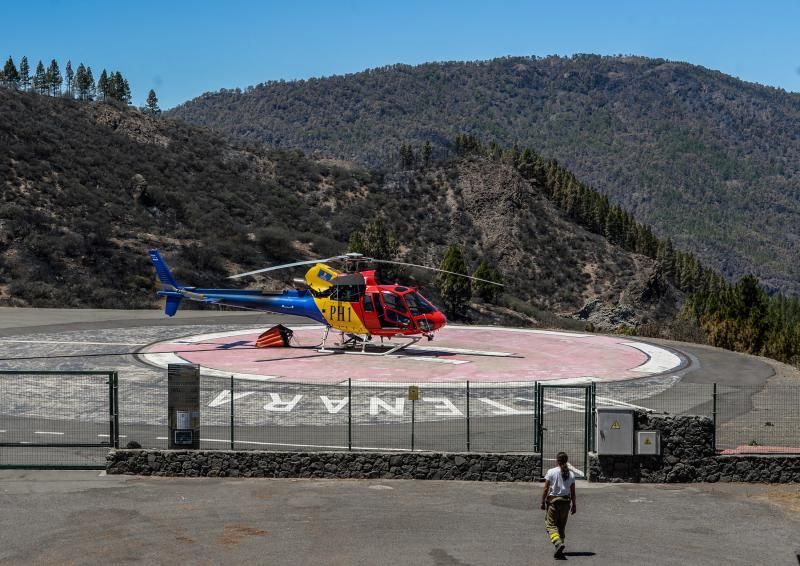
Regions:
[[379, 291, 412, 329], [372, 292, 386, 325]]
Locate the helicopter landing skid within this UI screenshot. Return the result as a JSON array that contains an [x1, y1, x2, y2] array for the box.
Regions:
[[316, 329, 422, 356], [365, 336, 422, 356]]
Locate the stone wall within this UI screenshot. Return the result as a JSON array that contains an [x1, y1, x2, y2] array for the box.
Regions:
[[589, 411, 800, 483], [590, 413, 715, 482], [107, 450, 542, 482]]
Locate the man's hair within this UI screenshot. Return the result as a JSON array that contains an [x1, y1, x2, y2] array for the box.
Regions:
[[556, 452, 569, 464]]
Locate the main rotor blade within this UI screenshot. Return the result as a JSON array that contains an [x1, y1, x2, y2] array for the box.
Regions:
[[228, 256, 348, 279], [371, 259, 504, 287]]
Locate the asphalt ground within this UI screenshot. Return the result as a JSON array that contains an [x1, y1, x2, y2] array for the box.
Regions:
[[0, 470, 798, 566]]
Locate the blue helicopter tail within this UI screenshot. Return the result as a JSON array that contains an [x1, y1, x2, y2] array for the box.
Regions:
[[149, 249, 183, 317]]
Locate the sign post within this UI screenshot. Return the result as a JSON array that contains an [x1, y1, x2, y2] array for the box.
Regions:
[[408, 386, 419, 452]]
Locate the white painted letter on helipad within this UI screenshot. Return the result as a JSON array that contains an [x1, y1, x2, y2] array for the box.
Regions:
[[479, 398, 533, 415], [370, 397, 405, 416], [264, 393, 303, 412], [422, 397, 463, 416], [320, 396, 349, 414], [208, 390, 255, 407]]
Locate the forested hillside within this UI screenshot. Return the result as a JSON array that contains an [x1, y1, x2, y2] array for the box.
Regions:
[[169, 55, 800, 296]]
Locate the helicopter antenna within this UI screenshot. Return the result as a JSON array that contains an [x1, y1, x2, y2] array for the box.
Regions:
[[371, 259, 504, 287]]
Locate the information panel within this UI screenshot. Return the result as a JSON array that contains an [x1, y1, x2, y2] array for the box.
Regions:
[[168, 364, 200, 449]]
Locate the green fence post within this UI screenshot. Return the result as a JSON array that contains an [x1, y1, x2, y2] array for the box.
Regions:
[[108, 372, 116, 448], [589, 382, 597, 451], [230, 375, 235, 450], [584, 386, 590, 474], [113, 371, 119, 449], [411, 398, 415, 452], [348, 379, 352, 451], [533, 382, 539, 452], [712, 383, 717, 450], [466, 381, 470, 452]]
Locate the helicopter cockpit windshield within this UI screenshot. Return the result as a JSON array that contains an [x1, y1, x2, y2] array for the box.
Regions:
[[403, 291, 436, 316]]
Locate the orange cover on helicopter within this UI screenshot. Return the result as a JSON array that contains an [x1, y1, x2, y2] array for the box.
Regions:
[[255, 324, 294, 348]]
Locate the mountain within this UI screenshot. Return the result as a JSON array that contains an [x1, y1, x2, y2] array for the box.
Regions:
[[168, 55, 800, 296], [0, 88, 680, 330]]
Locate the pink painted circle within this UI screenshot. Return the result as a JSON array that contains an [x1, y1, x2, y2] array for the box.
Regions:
[[141, 326, 681, 385]]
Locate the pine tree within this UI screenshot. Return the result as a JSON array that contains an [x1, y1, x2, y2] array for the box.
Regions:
[[97, 69, 108, 100], [107, 71, 119, 99], [18, 56, 30, 91], [347, 218, 400, 282], [121, 78, 131, 104], [33, 60, 47, 95], [2, 56, 19, 88], [145, 89, 160, 114], [47, 59, 62, 96], [85, 66, 96, 100], [399, 144, 415, 168], [422, 141, 432, 167], [64, 60, 74, 97], [347, 218, 399, 260], [472, 260, 502, 302], [435, 244, 471, 318], [75, 63, 93, 100]]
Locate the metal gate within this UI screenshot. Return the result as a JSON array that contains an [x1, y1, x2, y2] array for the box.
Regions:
[[534, 383, 595, 479], [0, 371, 119, 469]]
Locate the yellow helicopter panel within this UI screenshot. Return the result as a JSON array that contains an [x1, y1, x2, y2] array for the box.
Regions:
[[305, 263, 339, 293]]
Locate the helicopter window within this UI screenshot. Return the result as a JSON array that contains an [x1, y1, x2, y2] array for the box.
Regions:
[[363, 295, 374, 312], [404, 292, 436, 315], [381, 291, 403, 312], [332, 284, 365, 302]]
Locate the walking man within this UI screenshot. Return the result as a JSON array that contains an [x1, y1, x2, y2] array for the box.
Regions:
[[541, 451, 577, 558]]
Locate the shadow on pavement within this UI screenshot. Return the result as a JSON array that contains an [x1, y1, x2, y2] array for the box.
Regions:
[[555, 550, 596, 560]]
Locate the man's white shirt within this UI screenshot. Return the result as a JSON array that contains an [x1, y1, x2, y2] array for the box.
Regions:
[[545, 466, 575, 497]]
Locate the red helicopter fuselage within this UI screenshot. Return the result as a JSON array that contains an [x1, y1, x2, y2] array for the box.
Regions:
[[323, 269, 447, 339]]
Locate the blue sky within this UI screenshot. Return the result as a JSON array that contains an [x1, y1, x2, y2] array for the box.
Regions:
[[2, 0, 799, 109]]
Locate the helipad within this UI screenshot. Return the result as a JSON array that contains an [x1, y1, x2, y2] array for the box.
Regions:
[[139, 325, 684, 385]]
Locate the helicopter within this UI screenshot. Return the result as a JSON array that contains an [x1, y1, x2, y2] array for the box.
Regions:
[[149, 249, 503, 354]]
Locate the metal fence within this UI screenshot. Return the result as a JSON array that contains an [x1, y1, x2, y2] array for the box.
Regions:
[[0, 370, 117, 469], [714, 384, 800, 454], [1, 370, 799, 469], [118, 379, 542, 454]]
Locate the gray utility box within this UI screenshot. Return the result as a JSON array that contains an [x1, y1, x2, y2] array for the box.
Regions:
[[596, 408, 634, 455], [636, 431, 661, 455]]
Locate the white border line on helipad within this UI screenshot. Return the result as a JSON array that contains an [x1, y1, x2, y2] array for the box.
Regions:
[[622, 342, 683, 374], [138, 325, 683, 387]]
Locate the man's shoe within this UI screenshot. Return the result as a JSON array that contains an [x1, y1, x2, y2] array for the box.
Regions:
[[554, 544, 565, 558]]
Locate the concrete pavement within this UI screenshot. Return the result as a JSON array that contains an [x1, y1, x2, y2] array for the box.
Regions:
[[0, 471, 798, 565]]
